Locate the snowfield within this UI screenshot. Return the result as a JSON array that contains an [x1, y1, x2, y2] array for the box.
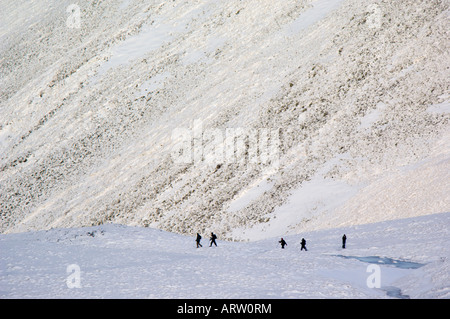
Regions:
[[0, 0, 449, 300], [1, 212, 448, 299]]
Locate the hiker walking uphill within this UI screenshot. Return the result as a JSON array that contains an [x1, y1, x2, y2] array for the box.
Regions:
[[209, 232, 217, 247], [195, 233, 202, 248], [279, 238, 287, 249], [342, 234, 347, 249], [300, 238, 308, 251]]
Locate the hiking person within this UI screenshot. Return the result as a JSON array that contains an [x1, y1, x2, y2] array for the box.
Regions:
[[300, 238, 307, 251], [279, 238, 287, 249], [196, 233, 202, 248], [209, 232, 217, 247], [342, 234, 347, 249]]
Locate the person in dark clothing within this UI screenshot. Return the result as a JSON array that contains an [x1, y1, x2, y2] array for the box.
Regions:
[[279, 238, 287, 249], [342, 234, 347, 249], [209, 232, 217, 247], [300, 238, 307, 251], [196, 233, 202, 248]]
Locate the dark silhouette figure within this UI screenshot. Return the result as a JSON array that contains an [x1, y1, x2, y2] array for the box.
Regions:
[[342, 234, 347, 249], [300, 238, 307, 251], [209, 232, 217, 247], [196, 233, 202, 248], [279, 238, 287, 249]]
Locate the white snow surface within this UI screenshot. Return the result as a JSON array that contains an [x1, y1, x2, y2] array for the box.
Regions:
[[1, 0, 449, 239], [0, 0, 449, 298], [1, 212, 448, 299]]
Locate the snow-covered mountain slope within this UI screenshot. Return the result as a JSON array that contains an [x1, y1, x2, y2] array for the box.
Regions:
[[1, 0, 449, 239], [1, 212, 448, 299]]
